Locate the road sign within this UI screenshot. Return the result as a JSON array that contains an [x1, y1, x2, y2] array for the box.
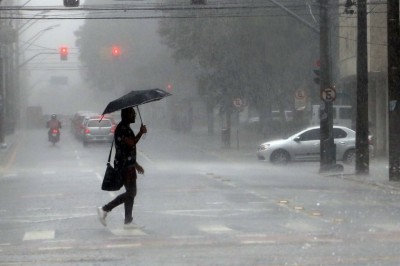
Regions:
[[294, 88, 306, 110], [321, 87, 336, 102], [295, 88, 306, 100], [233, 98, 243, 108]]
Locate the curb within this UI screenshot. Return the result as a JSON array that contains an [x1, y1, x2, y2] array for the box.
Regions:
[[175, 127, 400, 192], [325, 172, 400, 193]]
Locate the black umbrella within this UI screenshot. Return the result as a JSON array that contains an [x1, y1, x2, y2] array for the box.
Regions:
[[101, 88, 172, 123]]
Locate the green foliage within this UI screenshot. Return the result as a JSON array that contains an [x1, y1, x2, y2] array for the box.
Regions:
[[158, 11, 319, 114], [75, 0, 318, 116]]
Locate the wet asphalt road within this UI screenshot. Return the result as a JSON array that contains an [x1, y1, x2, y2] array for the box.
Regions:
[[0, 126, 400, 265]]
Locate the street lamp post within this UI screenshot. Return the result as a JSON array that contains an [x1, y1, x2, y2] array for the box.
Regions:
[[17, 24, 60, 131], [0, 0, 48, 146], [19, 24, 60, 51]]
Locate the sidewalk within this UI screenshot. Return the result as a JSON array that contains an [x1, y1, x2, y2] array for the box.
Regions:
[[327, 158, 400, 192], [0, 131, 18, 170]]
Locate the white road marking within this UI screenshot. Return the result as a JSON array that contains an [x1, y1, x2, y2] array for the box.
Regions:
[[39, 246, 73, 251], [110, 229, 147, 236], [44, 239, 75, 244], [23, 231, 55, 241], [242, 240, 276, 244], [106, 243, 142, 248], [198, 225, 233, 234], [206, 202, 225, 205], [21, 193, 63, 199]]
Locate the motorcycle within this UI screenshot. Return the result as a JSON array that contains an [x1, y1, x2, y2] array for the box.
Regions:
[[49, 128, 60, 145]]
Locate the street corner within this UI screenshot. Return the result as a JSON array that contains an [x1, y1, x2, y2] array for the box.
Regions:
[[371, 180, 400, 193], [325, 172, 400, 193]]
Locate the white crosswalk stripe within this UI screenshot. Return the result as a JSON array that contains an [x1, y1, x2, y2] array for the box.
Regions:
[[110, 228, 147, 236], [23, 230, 55, 241], [198, 225, 233, 234]]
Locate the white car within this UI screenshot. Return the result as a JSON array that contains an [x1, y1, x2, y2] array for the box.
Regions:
[[257, 126, 369, 165]]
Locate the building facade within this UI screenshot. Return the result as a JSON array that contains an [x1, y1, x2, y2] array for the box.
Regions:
[[337, 1, 388, 156]]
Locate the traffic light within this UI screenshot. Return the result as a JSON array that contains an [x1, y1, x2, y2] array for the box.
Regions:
[[313, 69, 320, 85], [63, 0, 79, 7], [344, 0, 355, 15], [59, 46, 68, 61], [191, 0, 206, 4], [111, 46, 121, 58], [313, 59, 320, 85]]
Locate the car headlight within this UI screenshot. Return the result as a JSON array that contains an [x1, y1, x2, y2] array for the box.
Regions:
[[258, 143, 270, 151]]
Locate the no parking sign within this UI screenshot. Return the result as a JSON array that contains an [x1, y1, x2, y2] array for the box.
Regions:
[[321, 87, 336, 102], [233, 98, 243, 108]]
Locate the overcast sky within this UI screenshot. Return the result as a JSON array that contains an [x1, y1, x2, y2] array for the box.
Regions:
[[9, 0, 91, 114], [10, 0, 174, 116]]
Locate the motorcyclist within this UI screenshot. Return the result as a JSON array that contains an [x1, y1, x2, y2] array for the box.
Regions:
[[46, 114, 62, 140]]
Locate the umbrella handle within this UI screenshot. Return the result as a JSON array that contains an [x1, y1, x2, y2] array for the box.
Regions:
[[136, 106, 146, 139], [136, 106, 143, 125]]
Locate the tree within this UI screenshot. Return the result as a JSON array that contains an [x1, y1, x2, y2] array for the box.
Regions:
[[158, 9, 318, 136], [75, 0, 319, 138]]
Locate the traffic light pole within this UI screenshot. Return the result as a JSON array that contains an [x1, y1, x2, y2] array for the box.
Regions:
[[355, 0, 369, 174], [319, 0, 335, 172], [387, 0, 400, 180], [0, 57, 4, 146]]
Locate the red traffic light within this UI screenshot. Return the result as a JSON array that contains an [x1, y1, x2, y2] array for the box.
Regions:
[[60, 46, 68, 61], [111, 46, 121, 57]]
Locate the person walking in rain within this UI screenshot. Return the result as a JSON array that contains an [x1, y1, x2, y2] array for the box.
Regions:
[[97, 107, 147, 227]]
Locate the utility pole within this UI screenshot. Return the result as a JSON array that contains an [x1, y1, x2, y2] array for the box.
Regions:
[[0, 9, 4, 147], [387, 0, 400, 180], [0, 57, 4, 146], [319, 0, 335, 172], [355, 0, 369, 174]]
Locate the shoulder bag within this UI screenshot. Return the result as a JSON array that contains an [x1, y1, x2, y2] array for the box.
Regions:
[[101, 140, 123, 191]]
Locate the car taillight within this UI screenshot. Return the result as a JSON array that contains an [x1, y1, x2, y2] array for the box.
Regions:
[[52, 129, 59, 134], [84, 128, 91, 134], [110, 126, 116, 133]]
